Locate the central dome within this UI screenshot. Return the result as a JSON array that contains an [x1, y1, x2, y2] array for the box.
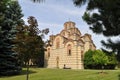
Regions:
[[64, 21, 76, 30]]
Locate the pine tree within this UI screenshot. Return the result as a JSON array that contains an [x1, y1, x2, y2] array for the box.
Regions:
[[73, 0, 120, 61], [0, 0, 23, 76]]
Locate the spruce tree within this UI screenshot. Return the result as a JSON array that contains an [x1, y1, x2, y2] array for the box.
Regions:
[[0, 0, 23, 76]]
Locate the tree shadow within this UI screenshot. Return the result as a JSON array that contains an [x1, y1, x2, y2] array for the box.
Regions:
[[0, 69, 36, 78], [118, 74, 120, 80], [20, 69, 37, 75]]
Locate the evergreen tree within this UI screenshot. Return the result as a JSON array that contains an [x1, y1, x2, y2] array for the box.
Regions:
[[73, 0, 120, 61], [0, 0, 23, 76]]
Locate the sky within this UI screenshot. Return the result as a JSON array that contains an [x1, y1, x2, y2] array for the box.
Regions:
[[18, 0, 107, 49]]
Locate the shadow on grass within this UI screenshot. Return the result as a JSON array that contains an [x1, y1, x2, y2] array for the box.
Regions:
[[0, 69, 37, 78], [20, 69, 37, 75], [118, 74, 120, 80]]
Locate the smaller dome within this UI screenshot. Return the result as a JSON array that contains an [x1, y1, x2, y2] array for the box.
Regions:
[[64, 21, 76, 30]]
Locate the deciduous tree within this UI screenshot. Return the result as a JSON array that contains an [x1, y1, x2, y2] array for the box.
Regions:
[[84, 50, 117, 69], [14, 16, 49, 80]]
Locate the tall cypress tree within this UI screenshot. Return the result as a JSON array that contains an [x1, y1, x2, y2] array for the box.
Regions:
[[0, 0, 23, 76]]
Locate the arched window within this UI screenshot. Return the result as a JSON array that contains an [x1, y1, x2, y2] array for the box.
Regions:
[[67, 44, 72, 56], [48, 48, 50, 57], [56, 38, 60, 48]]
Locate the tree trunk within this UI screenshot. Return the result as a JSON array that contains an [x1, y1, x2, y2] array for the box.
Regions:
[[26, 62, 29, 80]]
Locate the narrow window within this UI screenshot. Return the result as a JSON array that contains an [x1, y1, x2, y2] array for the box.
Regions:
[[68, 49, 71, 55], [67, 44, 72, 56]]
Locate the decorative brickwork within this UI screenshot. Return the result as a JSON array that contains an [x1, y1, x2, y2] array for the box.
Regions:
[[44, 21, 96, 69]]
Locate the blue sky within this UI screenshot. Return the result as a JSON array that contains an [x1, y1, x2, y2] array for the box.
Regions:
[[18, 0, 107, 49]]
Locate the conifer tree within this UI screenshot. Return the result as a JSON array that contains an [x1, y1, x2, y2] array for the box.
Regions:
[[0, 0, 23, 75], [73, 0, 120, 61]]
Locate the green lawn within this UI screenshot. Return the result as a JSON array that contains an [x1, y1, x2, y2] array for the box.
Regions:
[[0, 68, 120, 80]]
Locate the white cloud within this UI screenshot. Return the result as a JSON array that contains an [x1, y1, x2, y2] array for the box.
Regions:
[[19, 0, 108, 49]]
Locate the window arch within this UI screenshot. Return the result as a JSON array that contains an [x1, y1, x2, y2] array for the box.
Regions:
[[67, 44, 72, 56], [56, 38, 60, 48]]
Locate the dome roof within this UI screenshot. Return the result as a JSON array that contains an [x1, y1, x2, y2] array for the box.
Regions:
[[64, 21, 76, 29], [64, 21, 75, 25]]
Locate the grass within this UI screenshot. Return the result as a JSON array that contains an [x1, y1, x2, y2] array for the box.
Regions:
[[0, 68, 120, 80]]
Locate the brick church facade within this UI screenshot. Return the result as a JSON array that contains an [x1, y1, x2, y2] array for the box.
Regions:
[[44, 21, 96, 69]]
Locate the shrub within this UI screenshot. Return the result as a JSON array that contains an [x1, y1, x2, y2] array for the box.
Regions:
[[84, 50, 117, 69]]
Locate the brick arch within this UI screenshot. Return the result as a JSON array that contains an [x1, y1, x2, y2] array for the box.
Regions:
[[64, 41, 74, 47], [54, 35, 64, 49]]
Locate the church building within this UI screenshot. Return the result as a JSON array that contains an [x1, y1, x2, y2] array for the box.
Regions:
[[44, 21, 96, 69]]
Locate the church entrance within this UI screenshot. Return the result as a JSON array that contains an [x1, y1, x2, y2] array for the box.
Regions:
[[56, 56, 59, 68]]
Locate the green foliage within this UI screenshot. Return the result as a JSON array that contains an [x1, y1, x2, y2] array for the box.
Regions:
[[32, 50, 45, 67], [0, 0, 23, 76], [73, 0, 120, 62], [84, 50, 117, 69], [93, 50, 108, 65], [73, 0, 87, 6], [84, 50, 95, 66], [107, 53, 118, 65], [14, 16, 49, 80], [14, 16, 49, 66]]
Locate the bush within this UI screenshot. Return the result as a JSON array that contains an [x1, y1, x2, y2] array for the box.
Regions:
[[84, 50, 117, 69]]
